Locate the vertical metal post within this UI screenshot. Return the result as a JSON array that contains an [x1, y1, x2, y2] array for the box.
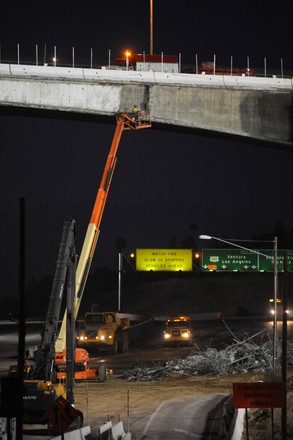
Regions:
[[178, 52, 181, 73], [43, 42, 47, 65], [90, 48, 93, 69], [66, 247, 76, 405], [36, 44, 38, 66], [245, 408, 249, 439], [108, 49, 111, 69], [280, 58, 283, 78], [17, 43, 20, 65], [264, 57, 267, 77], [127, 389, 130, 433], [17, 198, 25, 440], [72, 46, 75, 68], [273, 236, 278, 374], [53, 46, 57, 66], [118, 253, 123, 312], [195, 53, 198, 74], [230, 55, 233, 75], [213, 54, 216, 75], [247, 56, 250, 76], [150, 0, 153, 55], [281, 252, 288, 440]]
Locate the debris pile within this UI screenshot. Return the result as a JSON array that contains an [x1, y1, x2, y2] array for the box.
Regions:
[[122, 331, 293, 382]]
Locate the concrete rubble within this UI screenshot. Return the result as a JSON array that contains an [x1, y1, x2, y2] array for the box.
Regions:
[[121, 328, 293, 381]]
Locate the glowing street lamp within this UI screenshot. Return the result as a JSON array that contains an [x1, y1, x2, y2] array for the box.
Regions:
[[199, 234, 279, 374], [53, 45, 57, 67], [125, 50, 131, 70]]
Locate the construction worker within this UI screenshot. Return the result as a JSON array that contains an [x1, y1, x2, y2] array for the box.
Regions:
[[131, 104, 139, 124], [132, 104, 139, 114]]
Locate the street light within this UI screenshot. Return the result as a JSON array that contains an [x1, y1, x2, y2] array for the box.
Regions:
[[199, 234, 279, 375], [125, 50, 131, 71], [53, 45, 57, 67]]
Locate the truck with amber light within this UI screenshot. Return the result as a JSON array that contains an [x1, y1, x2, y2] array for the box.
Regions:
[[163, 316, 194, 346], [268, 298, 289, 320], [76, 312, 130, 354]]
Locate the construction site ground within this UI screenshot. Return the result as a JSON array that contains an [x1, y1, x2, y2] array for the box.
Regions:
[[71, 369, 293, 440]]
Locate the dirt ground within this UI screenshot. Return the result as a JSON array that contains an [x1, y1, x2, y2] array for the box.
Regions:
[[73, 369, 293, 439]]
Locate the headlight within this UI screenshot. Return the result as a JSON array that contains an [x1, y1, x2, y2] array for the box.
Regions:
[[78, 335, 87, 341], [164, 333, 171, 339], [100, 335, 105, 341], [182, 332, 190, 338]]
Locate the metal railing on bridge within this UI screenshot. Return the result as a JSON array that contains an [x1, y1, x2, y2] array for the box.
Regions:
[[0, 43, 291, 79]]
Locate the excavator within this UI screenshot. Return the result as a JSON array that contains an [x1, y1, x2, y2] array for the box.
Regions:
[[9, 111, 151, 428]]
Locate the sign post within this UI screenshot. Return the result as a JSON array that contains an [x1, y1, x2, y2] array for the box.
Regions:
[[233, 382, 285, 440], [233, 382, 285, 409]]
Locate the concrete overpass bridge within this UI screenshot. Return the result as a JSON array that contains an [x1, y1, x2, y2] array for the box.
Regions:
[[0, 63, 292, 149]]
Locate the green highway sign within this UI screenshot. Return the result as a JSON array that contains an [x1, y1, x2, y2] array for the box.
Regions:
[[202, 249, 293, 272]]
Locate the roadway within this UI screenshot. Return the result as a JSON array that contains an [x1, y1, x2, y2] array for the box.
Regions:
[[133, 394, 229, 439], [0, 316, 291, 369], [1, 317, 291, 439]]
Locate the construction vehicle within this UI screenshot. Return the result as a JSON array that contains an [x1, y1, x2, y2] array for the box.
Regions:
[[5, 112, 151, 429], [268, 298, 289, 320], [163, 316, 194, 346], [55, 347, 107, 381], [55, 112, 151, 356], [76, 312, 130, 354], [8, 218, 84, 427], [8, 220, 106, 423]]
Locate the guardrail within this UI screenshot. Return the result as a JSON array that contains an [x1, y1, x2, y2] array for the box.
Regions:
[[0, 44, 291, 79]]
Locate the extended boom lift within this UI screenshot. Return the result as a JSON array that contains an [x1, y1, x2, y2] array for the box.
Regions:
[[5, 112, 151, 430], [56, 112, 151, 354]]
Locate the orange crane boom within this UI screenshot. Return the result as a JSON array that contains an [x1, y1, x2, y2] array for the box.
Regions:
[[56, 112, 151, 352]]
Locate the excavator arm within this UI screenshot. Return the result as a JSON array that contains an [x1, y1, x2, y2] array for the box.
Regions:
[[55, 113, 151, 353]]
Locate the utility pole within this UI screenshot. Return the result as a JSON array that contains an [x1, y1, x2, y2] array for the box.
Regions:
[[118, 253, 123, 312], [282, 252, 288, 440], [150, 0, 153, 54], [273, 236, 278, 374]]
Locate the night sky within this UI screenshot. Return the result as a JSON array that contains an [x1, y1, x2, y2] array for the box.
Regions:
[[1, 1, 292, 299]]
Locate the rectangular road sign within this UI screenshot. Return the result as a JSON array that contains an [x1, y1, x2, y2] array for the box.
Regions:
[[202, 249, 293, 272], [233, 382, 285, 408], [136, 248, 193, 271]]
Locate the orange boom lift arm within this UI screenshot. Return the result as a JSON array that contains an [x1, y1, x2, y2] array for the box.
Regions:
[[56, 112, 151, 353]]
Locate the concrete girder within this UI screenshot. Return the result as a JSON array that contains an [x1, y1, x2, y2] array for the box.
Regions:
[[0, 64, 292, 149]]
